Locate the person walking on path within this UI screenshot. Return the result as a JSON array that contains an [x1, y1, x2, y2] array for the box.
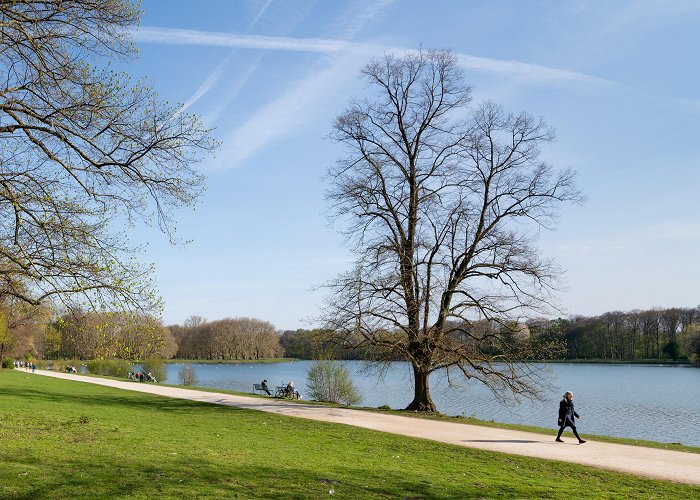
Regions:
[[556, 391, 586, 444]]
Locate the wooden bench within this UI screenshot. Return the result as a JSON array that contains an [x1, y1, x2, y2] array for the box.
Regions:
[[253, 383, 271, 395]]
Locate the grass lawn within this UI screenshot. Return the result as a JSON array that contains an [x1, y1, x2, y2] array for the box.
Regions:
[[1, 370, 698, 499]]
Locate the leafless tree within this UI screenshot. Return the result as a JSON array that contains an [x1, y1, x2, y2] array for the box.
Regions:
[[324, 50, 582, 411], [175, 317, 283, 360], [0, 1, 217, 311], [183, 315, 207, 329]]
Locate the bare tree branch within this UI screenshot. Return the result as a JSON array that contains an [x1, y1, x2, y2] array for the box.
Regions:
[[323, 49, 583, 412]]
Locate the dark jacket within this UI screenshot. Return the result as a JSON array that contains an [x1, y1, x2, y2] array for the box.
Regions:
[[558, 398, 580, 425]]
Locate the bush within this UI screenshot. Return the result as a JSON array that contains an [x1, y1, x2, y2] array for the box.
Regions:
[[306, 359, 361, 406], [141, 358, 167, 383], [2, 358, 13, 369], [177, 364, 197, 386], [86, 359, 133, 377]]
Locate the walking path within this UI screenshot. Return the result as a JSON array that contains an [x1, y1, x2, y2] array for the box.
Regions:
[[33, 369, 700, 485]]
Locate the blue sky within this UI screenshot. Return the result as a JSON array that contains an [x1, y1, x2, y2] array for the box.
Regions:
[[126, 0, 700, 329]]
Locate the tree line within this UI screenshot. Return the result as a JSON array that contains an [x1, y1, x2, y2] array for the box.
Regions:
[[2, 303, 699, 366], [1, 308, 285, 362], [550, 307, 700, 363]]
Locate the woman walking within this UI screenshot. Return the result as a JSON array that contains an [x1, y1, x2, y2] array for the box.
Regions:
[[556, 391, 586, 444]]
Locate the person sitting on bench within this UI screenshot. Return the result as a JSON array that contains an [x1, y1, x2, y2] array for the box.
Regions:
[[285, 380, 300, 399]]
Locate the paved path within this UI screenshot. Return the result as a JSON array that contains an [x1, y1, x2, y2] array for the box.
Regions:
[[33, 370, 700, 485]]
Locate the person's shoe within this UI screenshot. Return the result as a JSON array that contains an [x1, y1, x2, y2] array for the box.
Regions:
[[555, 438, 564, 442], [578, 439, 586, 444]]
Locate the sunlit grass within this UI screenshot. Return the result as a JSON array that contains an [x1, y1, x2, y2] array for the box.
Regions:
[[1, 370, 697, 499]]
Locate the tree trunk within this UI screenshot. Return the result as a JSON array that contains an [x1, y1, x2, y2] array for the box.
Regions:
[[405, 363, 437, 412]]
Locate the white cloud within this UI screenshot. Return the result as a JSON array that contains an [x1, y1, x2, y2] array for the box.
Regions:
[[180, 56, 230, 113], [139, 0, 614, 171], [455, 54, 614, 86], [324, 0, 394, 39], [132, 26, 351, 53], [210, 52, 363, 169], [248, 0, 273, 30], [132, 26, 614, 87], [202, 56, 264, 125]]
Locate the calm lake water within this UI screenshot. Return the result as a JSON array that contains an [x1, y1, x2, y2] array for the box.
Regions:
[[158, 361, 700, 447]]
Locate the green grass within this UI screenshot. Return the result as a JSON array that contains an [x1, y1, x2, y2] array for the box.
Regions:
[[33, 367, 700, 455], [1, 370, 698, 499], [146, 380, 700, 455]]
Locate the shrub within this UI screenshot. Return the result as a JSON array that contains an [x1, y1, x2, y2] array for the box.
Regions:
[[86, 359, 133, 377], [306, 358, 361, 406], [2, 358, 13, 369], [141, 358, 167, 383], [178, 364, 197, 386]]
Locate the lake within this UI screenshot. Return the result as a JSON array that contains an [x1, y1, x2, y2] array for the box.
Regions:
[[157, 361, 700, 447]]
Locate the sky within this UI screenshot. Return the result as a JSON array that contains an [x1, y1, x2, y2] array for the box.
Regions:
[[123, 0, 700, 330]]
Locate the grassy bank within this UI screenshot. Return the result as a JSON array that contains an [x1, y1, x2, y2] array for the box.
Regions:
[[140, 381, 700, 455], [2, 372, 699, 498]]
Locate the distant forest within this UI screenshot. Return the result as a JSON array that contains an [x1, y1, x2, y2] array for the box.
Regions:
[[3, 305, 699, 367], [279, 306, 700, 365]]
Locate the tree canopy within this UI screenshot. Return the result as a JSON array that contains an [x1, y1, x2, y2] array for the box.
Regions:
[[0, 0, 216, 311]]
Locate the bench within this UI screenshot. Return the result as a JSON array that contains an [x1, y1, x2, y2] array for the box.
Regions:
[[253, 383, 270, 395]]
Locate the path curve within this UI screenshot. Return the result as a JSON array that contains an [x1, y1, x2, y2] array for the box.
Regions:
[[32, 369, 700, 485]]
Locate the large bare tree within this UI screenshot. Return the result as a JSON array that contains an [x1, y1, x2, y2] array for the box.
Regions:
[[0, 1, 216, 310], [324, 50, 582, 411]]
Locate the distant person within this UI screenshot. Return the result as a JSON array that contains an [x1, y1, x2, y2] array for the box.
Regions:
[[261, 379, 272, 396], [556, 391, 586, 444]]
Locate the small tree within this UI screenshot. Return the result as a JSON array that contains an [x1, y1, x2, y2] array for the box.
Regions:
[[178, 364, 197, 386], [306, 358, 361, 406], [141, 358, 167, 382]]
